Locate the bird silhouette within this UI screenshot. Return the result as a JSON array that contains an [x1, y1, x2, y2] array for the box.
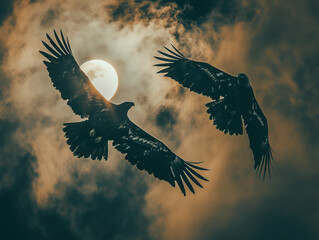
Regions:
[[40, 31, 208, 196], [155, 45, 274, 178]]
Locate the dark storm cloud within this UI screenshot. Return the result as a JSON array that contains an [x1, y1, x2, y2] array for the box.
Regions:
[[0, 0, 15, 26], [0, 45, 9, 100], [177, 0, 258, 26], [195, 155, 319, 240], [105, 0, 179, 28], [0, 118, 71, 239], [155, 105, 177, 132], [48, 165, 151, 240], [105, 0, 258, 27], [198, 177, 319, 240], [104, 0, 261, 44]]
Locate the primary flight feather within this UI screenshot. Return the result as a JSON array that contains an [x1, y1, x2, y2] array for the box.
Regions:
[[40, 30, 208, 196], [155, 45, 274, 178]]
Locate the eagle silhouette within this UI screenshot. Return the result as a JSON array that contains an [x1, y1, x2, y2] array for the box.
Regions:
[[155, 45, 274, 178], [40, 31, 208, 196]]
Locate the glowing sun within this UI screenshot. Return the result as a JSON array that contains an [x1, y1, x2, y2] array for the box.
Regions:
[[80, 60, 119, 100]]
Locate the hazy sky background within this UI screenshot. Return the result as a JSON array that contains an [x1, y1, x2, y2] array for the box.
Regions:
[[0, 0, 318, 239]]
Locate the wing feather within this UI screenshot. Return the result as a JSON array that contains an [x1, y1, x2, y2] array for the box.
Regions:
[[66, 37, 73, 54], [54, 30, 69, 54], [112, 119, 208, 196], [164, 45, 186, 59], [60, 30, 72, 53], [171, 44, 187, 58], [46, 33, 64, 55], [155, 45, 237, 100], [183, 168, 203, 188], [40, 30, 114, 118], [243, 95, 274, 178], [157, 50, 181, 60], [171, 163, 186, 195], [41, 41, 60, 58]]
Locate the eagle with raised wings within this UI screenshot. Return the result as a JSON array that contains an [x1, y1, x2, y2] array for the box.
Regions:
[[40, 31, 208, 196], [155, 45, 274, 178]]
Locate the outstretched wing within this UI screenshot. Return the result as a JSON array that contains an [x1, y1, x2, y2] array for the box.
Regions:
[[155, 45, 237, 100], [40, 30, 114, 118], [112, 119, 208, 196], [243, 96, 274, 178]]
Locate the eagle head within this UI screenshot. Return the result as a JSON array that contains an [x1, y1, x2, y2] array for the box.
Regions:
[[120, 101, 135, 113], [237, 73, 250, 88]]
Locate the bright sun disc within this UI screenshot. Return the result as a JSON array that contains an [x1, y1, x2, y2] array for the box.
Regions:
[[80, 60, 119, 100]]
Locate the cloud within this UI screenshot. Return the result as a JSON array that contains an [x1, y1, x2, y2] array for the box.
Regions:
[[105, 0, 259, 27], [0, 0, 15, 25], [0, 0, 319, 240], [154, 105, 177, 132]]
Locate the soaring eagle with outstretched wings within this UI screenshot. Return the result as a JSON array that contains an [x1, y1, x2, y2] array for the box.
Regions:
[[40, 30, 208, 196], [155, 45, 274, 178]]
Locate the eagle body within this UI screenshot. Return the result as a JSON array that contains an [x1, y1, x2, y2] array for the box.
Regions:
[[88, 102, 134, 139], [155, 45, 274, 178], [233, 82, 255, 115], [40, 30, 208, 195]]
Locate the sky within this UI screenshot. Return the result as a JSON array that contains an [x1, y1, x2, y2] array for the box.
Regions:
[[0, 0, 318, 239]]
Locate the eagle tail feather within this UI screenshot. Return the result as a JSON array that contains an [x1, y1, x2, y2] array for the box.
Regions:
[[63, 121, 109, 160]]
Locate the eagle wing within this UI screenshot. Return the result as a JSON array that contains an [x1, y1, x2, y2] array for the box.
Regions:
[[40, 30, 114, 118], [112, 119, 208, 196], [154, 45, 237, 100], [243, 95, 274, 178]]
